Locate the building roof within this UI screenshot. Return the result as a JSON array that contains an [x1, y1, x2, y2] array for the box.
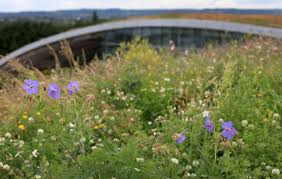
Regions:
[[1, 19, 282, 67]]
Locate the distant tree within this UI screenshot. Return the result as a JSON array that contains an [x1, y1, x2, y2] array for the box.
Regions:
[[0, 18, 108, 55], [92, 11, 98, 23]]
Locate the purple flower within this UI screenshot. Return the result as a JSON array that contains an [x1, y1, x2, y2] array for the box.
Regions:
[[48, 83, 61, 99], [68, 81, 79, 95], [204, 116, 214, 133], [176, 130, 187, 145], [221, 121, 237, 141], [23, 79, 39, 95]]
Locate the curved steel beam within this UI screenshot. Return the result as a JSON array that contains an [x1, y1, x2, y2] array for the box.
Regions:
[[1, 19, 282, 68]]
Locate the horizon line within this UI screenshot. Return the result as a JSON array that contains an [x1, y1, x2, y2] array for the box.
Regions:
[[1, 8, 282, 13]]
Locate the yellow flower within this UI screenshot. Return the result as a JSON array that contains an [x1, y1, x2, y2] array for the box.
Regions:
[[22, 115, 28, 120], [36, 112, 41, 116], [18, 124, 25, 130], [98, 124, 106, 129], [93, 124, 106, 129], [93, 125, 99, 129]]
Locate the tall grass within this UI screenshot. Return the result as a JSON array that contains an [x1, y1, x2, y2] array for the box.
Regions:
[[0, 38, 281, 178]]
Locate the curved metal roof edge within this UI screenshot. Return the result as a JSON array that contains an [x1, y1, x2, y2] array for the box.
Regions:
[[1, 18, 282, 67]]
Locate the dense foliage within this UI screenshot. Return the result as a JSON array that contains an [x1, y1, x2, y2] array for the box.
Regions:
[[0, 39, 281, 178], [0, 19, 106, 55]]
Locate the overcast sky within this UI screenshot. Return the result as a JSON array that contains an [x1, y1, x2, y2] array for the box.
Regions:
[[0, 0, 282, 12]]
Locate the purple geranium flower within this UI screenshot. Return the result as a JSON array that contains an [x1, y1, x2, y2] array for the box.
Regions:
[[176, 130, 187, 145], [48, 83, 61, 99], [204, 116, 214, 133], [23, 79, 39, 95], [221, 121, 237, 141], [68, 81, 79, 95]]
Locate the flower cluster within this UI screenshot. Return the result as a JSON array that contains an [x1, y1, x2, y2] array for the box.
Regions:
[[175, 111, 238, 145], [221, 121, 237, 141], [24, 79, 79, 99], [203, 112, 214, 133], [176, 130, 187, 145]]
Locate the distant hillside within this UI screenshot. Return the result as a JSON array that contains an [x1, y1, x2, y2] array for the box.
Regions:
[[137, 13, 282, 28], [0, 9, 282, 22]]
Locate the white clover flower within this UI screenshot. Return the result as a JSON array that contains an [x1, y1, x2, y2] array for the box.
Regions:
[[241, 120, 248, 127], [266, 165, 272, 171], [0, 137, 6, 144], [272, 168, 280, 175], [80, 137, 86, 143], [164, 78, 171, 82], [90, 140, 94, 144], [218, 118, 224, 123], [32, 149, 39, 158], [69, 122, 76, 128], [199, 100, 203, 105], [35, 174, 42, 179], [171, 158, 179, 165], [136, 157, 144, 163], [51, 136, 56, 141], [273, 113, 280, 120], [101, 89, 106, 93], [94, 115, 100, 120], [185, 173, 191, 177], [0, 162, 3, 168], [185, 165, 192, 170], [148, 121, 152, 125], [19, 140, 25, 147], [272, 120, 278, 125], [160, 87, 166, 93], [182, 152, 188, 158], [260, 162, 266, 166], [3, 164, 10, 170], [107, 90, 111, 95], [192, 160, 200, 167], [37, 129, 44, 134], [91, 146, 97, 150], [202, 111, 209, 117], [113, 138, 119, 143], [248, 124, 255, 130], [5, 132, 11, 139], [28, 117, 34, 122], [232, 142, 238, 147], [97, 143, 104, 147]]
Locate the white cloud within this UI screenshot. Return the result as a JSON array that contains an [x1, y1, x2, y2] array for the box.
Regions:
[[0, 0, 281, 12]]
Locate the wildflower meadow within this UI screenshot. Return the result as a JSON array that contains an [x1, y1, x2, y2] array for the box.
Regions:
[[0, 38, 281, 178]]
